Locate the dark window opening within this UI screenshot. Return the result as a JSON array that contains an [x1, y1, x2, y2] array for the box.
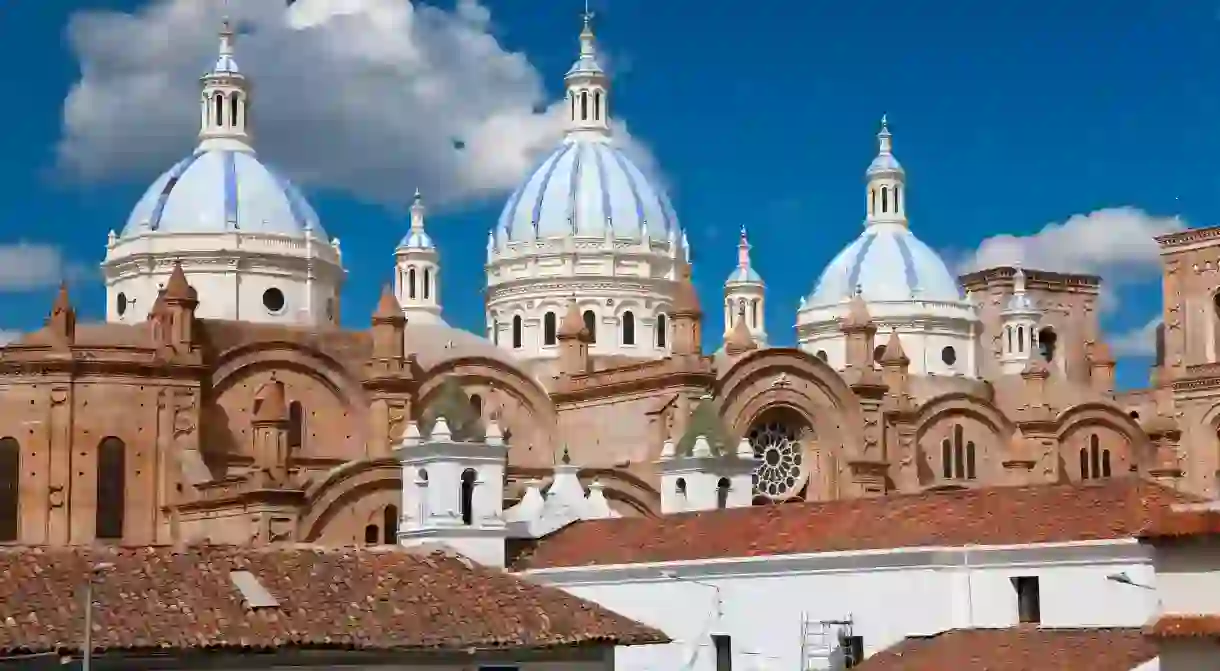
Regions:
[[214, 94, 224, 126], [423, 268, 431, 300], [1017, 325, 1025, 353], [881, 186, 889, 213], [460, 468, 476, 525], [408, 267, 417, 299], [1081, 434, 1112, 479], [580, 91, 589, 120], [622, 311, 636, 345], [941, 346, 957, 366], [594, 90, 602, 120], [96, 437, 126, 541], [656, 314, 668, 347], [470, 394, 483, 419], [873, 345, 886, 362], [1038, 327, 1057, 363], [894, 186, 901, 213], [0, 437, 18, 542], [543, 312, 557, 346], [288, 401, 304, 449], [712, 634, 732, 671], [716, 477, 730, 509], [842, 635, 865, 669], [262, 287, 285, 313], [943, 425, 976, 481], [1013, 576, 1041, 624], [230, 95, 240, 129], [512, 315, 523, 349], [583, 310, 597, 343], [382, 505, 398, 545], [364, 524, 378, 545]]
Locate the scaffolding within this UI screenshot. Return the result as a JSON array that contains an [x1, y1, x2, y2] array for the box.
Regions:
[[799, 614, 854, 671]]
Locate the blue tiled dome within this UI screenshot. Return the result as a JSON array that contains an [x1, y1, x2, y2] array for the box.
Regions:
[[808, 223, 963, 307], [494, 137, 679, 244], [123, 148, 325, 239]]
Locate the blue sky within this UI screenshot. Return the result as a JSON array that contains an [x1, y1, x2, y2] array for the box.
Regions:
[[2, 0, 1216, 389]]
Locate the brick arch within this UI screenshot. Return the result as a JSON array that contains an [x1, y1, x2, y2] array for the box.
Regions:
[[914, 393, 1010, 489], [209, 343, 367, 462], [212, 341, 366, 408], [1057, 402, 1150, 480], [415, 356, 559, 457], [299, 458, 401, 542]]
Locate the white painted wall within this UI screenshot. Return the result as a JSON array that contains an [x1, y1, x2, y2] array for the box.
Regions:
[[523, 540, 1159, 671]]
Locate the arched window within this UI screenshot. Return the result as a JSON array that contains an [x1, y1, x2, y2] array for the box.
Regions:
[[881, 186, 889, 213], [0, 437, 18, 542], [364, 524, 378, 545], [214, 94, 224, 126], [382, 505, 399, 545], [942, 425, 976, 481], [622, 311, 636, 345], [1081, 434, 1112, 480], [716, 478, 730, 509], [583, 310, 597, 343], [511, 315, 523, 349], [594, 90, 602, 120], [288, 401, 304, 450], [460, 468, 477, 525], [581, 91, 589, 121], [96, 437, 126, 541], [895, 186, 901, 213], [543, 312, 557, 346], [751, 300, 759, 328], [230, 95, 240, 130], [470, 394, 483, 418], [657, 314, 668, 348], [1017, 326, 1025, 353], [1006, 326, 1013, 352], [870, 189, 876, 215], [491, 320, 499, 345], [570, 93, 576, 121], [423, 268, 431, 300], [408, 267, 417, 299]]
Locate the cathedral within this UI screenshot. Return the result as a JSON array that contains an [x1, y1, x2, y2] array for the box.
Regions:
[[0, 12, 1214, 552]]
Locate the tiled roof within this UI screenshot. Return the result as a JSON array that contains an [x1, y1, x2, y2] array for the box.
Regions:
[[852, 627, 1155, 671], [513, 479, 1195, 569], [1147, 614, 1220, 639], [1139, 502, 1220, 541], [0, 544, 667, 656]]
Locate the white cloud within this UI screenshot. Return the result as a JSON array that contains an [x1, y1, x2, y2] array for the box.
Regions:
[[58, 0, 654, 208], [1111, 317, 1161, 358], [958, 207, 1184, 280], [0, 331, 20, 347], [0, 243, 74, 291]]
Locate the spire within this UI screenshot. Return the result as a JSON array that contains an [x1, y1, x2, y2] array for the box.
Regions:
[[736, 225, 753, 270], [722, 224, 766, 343], [374, 284, 406, 325], [198, 16, 252, 151], [864, 114, 907, 228], [410, 188, 426, 234], [564, 7, 610, 137]]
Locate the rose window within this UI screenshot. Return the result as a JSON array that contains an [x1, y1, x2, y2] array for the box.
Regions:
[[749, 420, 805, 499]]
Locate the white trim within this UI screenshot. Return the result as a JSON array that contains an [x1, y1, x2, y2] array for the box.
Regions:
[[518, 538, 1150, 584]]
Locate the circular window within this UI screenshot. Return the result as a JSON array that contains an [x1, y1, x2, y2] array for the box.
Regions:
[[262, 288, 286, 314], [941, 346, 957, 366], [815, 350, 828, 362], [749, 421, 804, 500], [116, 292, 128, 316], [873, 345, 887, 362]]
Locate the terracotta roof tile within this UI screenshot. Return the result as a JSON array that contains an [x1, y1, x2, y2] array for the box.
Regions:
[[853, 627, 1155, 671], [1140, 503, 1220, 541], [0, 544, 667, 656], [513, 479, 1195, 569], [1146, 614, 1220, 639]]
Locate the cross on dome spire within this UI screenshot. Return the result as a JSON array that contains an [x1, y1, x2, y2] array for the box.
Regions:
[[564, 6, 610, 137], [198, 15, 252, 151]]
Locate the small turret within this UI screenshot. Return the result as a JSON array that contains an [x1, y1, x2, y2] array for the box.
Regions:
[[657, 396, 755, 513]]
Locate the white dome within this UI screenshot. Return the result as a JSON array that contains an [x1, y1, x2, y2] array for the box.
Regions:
[[808, 223, 963, 307], [494, 136, 679, 244], [123, 148, 326, 239]]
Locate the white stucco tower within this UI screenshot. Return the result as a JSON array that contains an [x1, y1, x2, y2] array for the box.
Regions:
[[797, 117, 981, 377], [998, 267, 1042, 374], [102, 18, 344, 326], [394, 190, 444, 325], [723, 225, 767, 344], [485, 11, 686, 364]]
